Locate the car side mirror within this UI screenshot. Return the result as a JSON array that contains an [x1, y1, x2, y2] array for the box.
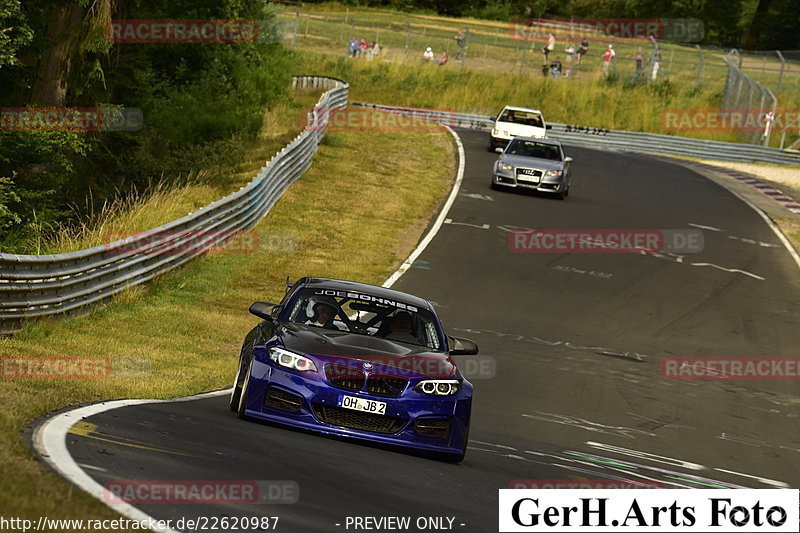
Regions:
[[494, 147, 504, 154], [249, 301, 279, 321], [545, 124, 553, 130], [564, 156, 573, 163], [448, 336, 479, 355]]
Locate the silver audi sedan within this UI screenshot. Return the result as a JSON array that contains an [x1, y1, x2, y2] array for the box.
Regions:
[[491, 137, 573, 200]]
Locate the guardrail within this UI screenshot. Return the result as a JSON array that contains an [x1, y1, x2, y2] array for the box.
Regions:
[[0, 76, 349, 335], [353, 102, 800, 166], [4, 84, 797, 334]]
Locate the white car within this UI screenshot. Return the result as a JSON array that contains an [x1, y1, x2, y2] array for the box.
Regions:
[[488, 106, 548, 151]]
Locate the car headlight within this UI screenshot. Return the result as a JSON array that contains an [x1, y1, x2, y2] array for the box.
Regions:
[[545, 169, 563, 177], [269, 347, 317, 372], [497, 162, 513, 171], [415, 379, 460, 396]]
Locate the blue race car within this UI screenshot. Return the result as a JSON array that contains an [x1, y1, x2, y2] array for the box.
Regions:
[[229, 277, 478, 462]]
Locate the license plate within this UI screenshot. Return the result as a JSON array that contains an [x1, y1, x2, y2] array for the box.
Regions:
[[516, 170, 540, 183], [338, 395, 387, 415]]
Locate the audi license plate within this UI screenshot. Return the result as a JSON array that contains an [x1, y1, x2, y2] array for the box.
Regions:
[[516, 169, 540, 183], [338, 395, 387, 415]]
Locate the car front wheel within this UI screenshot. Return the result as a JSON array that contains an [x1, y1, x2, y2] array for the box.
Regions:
[[229, 357, 244, 411], [237, 360, 253, 419]]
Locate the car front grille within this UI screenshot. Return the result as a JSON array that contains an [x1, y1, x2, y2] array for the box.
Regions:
[[366, 374, 408, 397], [264, 386, 304, 412], [325, 364, 365, 392], [312, 403, 407, 434], [515, 168, 543, 180], [326, 364, 408, 397], [414, 417, 451, 439]]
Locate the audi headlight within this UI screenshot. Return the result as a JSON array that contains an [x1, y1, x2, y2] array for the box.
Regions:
[[269, 347, 317, 372], [416, 379, 461, 396], [498, 162, 513, 171], [545, 169, 563, 177]]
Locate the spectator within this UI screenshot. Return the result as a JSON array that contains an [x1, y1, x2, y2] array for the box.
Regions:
[[564, 43, 575, 77], [541, 32, 556, 66], [632, 46, 644, 80], [347, 38, 359, 57], [602, 44, 615, 77], [575, 37, 589, 65], [454, 29, 466, 60], [423, 46, 434, 62], [368, 41, 381, 60], [358, 39, 369, 57], [550, 56, 562, 79], [434, 50, 448, 66]]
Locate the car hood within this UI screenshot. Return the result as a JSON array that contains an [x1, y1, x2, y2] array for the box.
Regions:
[[499, 153, 564, 170], [276, 323, 456, 379]]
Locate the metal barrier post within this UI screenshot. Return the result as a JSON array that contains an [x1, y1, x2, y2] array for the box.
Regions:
[[695, 45, 704, 84]]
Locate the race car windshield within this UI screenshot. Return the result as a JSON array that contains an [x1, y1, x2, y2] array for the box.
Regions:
[[286, 288, 444, 350], [498, 110, 543, 128], [506, 140, 561, 161]]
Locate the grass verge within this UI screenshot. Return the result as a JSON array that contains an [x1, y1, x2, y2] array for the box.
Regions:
[[294, 51, 751, 144], [0, 110, 454, 521], [20, 91, 324, 255]]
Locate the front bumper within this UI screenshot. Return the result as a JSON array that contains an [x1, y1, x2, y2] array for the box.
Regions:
[[241, 352, 472, 455], [492, 168, 566, 193]]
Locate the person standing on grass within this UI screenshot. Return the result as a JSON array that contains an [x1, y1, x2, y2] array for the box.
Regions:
[[602, 44, 615, 77], [541, 32, 555, 66], [632, 46, 644, 80], [575, 37, 589, 65], [564, 42, 575, 77], [347, 38, 358, 57], [454, 29, 466, 60], [648, 34, 662, 83]]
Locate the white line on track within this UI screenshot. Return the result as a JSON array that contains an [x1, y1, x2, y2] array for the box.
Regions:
[[713, 468, 790, 488], [33, 390, 228, 533], [688, 262, 766, 280], [383, 125, 465, 288], [443, 218, 490, 230], [688, 223, 721, 231]]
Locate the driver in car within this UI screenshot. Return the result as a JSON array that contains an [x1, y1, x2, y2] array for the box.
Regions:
[[309, 301, 339, 330]]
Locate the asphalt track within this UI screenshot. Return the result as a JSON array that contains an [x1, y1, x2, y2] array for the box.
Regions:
[[55, 129, 800, 532]]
